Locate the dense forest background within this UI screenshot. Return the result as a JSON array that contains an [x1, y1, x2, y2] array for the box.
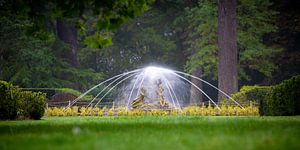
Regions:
[[0, 0, 299, 103]]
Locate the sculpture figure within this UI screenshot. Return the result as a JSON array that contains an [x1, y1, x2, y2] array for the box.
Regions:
[[131, 87, 146, 109]]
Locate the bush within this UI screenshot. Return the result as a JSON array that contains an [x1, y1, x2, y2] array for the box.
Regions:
[[44, 105, 259, 117], [221, 85, 271, 107], [26, 92, 46, 119], [0, 81, 20, 120], [235, 75, 300, 116], [0, 80, 46, 120], [17, 91, 46, 120], [266, 75, 300, 116]]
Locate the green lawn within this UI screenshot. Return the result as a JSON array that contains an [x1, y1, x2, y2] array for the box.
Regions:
[[0, 116, 300, 150]]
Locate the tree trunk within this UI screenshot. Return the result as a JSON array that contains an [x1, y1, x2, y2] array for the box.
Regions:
[[190, 68, 203, 105], [57, 19, 81, 90], [56, 19, 78, 67], [217, 0, 238, 102]]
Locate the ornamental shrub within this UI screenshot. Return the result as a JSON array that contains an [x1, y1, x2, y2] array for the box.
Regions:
[[266, 75, 300, 116], [0, 80, 46, 120], [0, 81, 20, 120], [16, 91, 46, 120], [222, 85, 271, 107], [27, 92, 46, 119], [232, 75, 300, 116]]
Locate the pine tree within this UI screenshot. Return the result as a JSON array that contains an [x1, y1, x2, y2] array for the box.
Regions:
[[183, 0, 279, 94]]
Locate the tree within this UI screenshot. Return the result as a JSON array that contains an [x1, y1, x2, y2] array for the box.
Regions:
[[266, 0, 300, 84], [0, 0, 154, 90], [0, 14, 103, 89], [217, 0, 238, 101], [182, 1, 218, 104], [56, 19, 79, 67], [79, 10, 177, 76], [190, 68, 203, 105], [9, 0, 155, 56], [182, 0, 279, 102]]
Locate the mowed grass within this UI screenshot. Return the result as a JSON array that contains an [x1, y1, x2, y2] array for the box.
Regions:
[[0, 116, 300, 150]]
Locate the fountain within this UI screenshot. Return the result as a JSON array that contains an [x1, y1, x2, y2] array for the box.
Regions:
[[70, 66, 244, 110]]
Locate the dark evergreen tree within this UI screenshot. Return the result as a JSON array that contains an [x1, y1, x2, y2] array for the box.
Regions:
[[217, 0, 238, 101]]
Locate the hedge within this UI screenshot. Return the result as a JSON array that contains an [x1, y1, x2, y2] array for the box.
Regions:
[[0, 81, 20, 119], [221, 86, 271, 107], [228, 75, 300, 116], [24, 88, 93, 101], [266, 75, 300, 116], [18, 91, 46, 120], [0, 80, 46, 120]]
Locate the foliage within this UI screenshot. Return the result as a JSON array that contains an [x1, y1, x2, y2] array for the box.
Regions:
[[19, 91, 46, 120], [79, 25, 177, 75], [221, 85, 271, 107], [55, 88, 93, 100], [1, 0, 151, 89], [78, 2, 194, 76], [56, 67, 104, 90], [266, 75, 300, 116], [237, 0, 280, 79], [84, 33, 113, 49], [0, 80, 20, 119], [0, 15, 103, 89], [183, 0, 280, 80], [267, 0, 300, 84], [0, 80, 46, 120], [45, 104, 259, 117], [183, 0, 218, 79], [227, 75, 300, 116], [1, 0, 155, 48]]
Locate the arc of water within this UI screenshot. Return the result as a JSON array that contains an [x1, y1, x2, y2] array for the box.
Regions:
[[161, 78, 176, 108], [135, 71, 146, 98], [70, 69, 141, 107], [87, 72, 133, 107], [126, 71, 144, 108], [161, 76, 181, 110], [173, 71, 244, 109], [172, 72, 221, 110], [162, 79, 181, 109], [125, 71, 146, 110], [93, 72, 138, 108]]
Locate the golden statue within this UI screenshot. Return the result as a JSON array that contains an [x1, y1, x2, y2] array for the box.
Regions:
[[131, 87, 146, 109], [156, 79, 169, 108], [130, 79, 171, 110]]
